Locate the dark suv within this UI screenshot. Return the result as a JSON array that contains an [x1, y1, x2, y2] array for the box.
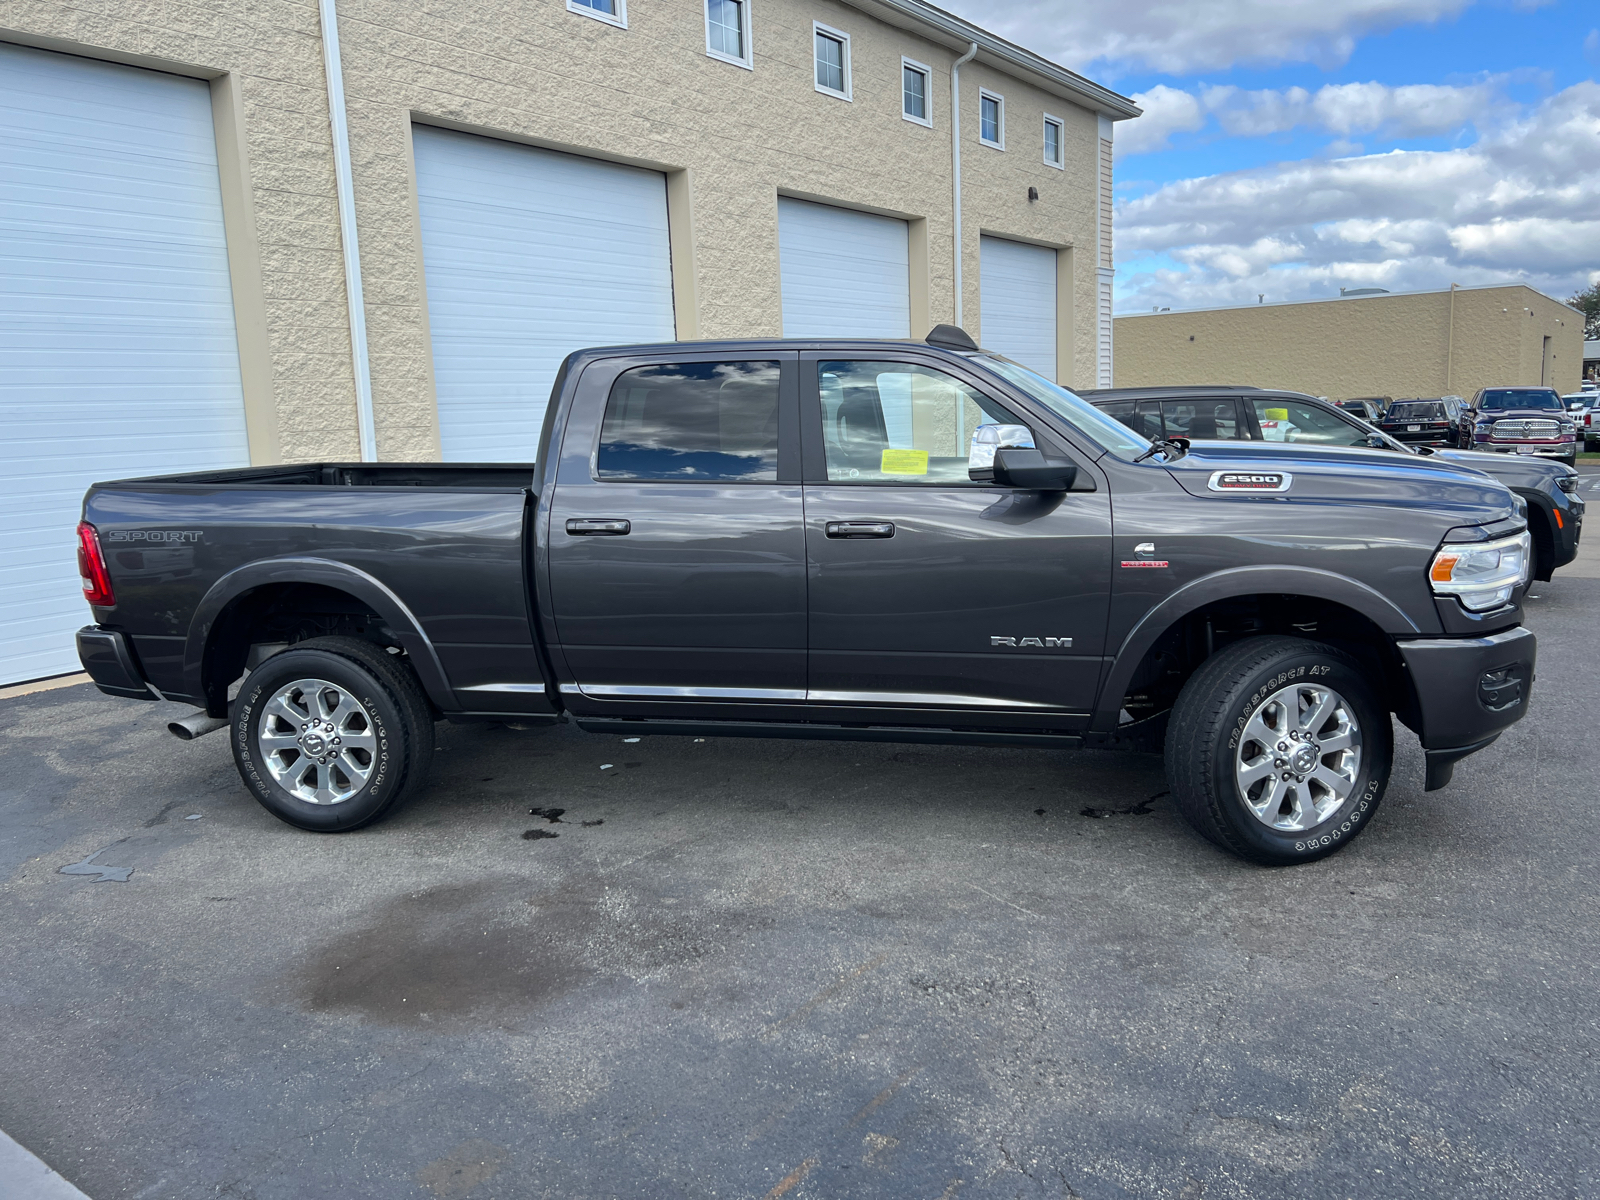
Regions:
[[1458, 387, 1577, 465], [1081, 385, 1583, 581], [1379, 398, 1461, 448]]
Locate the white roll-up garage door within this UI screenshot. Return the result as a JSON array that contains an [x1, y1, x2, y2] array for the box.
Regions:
[[413, 126, 677, 462], [0, 44, 250, 686], [778, 198, 910, 339], [979, 236, 1057, 379]]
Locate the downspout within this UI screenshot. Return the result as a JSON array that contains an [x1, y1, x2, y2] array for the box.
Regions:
[[950, 41, 978, 329], [319, 0, 377, 462], [1446, 282, 1458, 394]]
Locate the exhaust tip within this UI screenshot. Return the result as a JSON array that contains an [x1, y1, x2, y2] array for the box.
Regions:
[[168, 712, 229, 741]]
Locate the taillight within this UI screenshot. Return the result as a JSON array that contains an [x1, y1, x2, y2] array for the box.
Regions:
[[77, 521, 115, 607]]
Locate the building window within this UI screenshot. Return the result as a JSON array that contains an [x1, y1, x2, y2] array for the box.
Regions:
[[813, 23, 850, 99], [706, 0, 751, 67], [902, 58, 931, 126], [568, 0, 626, 28], [979, 90, 1004, 149], [1043, 114, 1063, 168]]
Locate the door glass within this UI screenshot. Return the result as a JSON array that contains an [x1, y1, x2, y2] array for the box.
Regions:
[[597, 361, 780, 481], [1250, 398, 1367, 446], [1161, 400, 1241, 440], [818, 361, 1019, 483]]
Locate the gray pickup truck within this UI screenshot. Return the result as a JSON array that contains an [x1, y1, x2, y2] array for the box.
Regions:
[[75, 329, 1537, 865]]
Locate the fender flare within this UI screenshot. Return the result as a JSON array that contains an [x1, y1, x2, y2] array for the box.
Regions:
[[184, 557, 456, 712], [1093, 565, 1424, 732]]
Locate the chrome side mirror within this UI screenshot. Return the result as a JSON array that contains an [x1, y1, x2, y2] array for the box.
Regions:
[[968, 424, 1034, 482]]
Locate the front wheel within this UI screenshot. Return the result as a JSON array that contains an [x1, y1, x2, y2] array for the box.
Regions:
[[1165, 636, 1392, 865], [231, 636, 435, 832]]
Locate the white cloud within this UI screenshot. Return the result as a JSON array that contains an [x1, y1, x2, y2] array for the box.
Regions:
[[1114, 82, 1600, 311], [941, 0, 1477, 75], [1116, 85, 1208, 156]]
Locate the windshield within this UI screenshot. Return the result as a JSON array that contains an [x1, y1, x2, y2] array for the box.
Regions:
[[974, 356, 1153, 458], [1481, 388, 1561, 411]]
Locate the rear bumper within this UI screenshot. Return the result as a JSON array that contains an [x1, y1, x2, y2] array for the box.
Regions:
[[1397, 626, 1535, 788], [76, 627, 157, 700]]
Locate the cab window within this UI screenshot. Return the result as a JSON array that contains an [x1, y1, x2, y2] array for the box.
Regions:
[[1250, 398, 1367, 446], [1160, 399, 1242, 440], [818, 361, 1019, 484], [597, 361, 781, 481]]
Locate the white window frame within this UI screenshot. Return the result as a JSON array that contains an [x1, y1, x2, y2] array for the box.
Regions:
[[567, 0, 627, 28], [979, 88, 1005, 150], [812, 21, 851, 101], [1042, 113, 1064, 169], [705, 0, 754, 69], [901, 56, 932, 127]]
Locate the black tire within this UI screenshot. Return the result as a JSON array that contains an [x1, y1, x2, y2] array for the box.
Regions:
[[1165, 636, 1392, 866], [231, 636, 435, 832]]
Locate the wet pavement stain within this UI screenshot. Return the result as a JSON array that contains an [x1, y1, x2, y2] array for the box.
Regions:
[[58, 846, 134, 882], [528, 807, 565, 822], [1080, 800, 1155, 819], [521, 829, 559, 840]]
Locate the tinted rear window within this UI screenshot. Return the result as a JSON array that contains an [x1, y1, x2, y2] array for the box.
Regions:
[[1387, 402, 1447, 420], [1480, 389, 1561, 411], [597, 361, 781, 481]]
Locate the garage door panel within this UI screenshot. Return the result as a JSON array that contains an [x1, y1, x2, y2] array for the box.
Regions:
[[0, 43, 250, 685], [778, 198, 910, 339], [980, 235, 1057, 380], [414, 126, 676, 463]]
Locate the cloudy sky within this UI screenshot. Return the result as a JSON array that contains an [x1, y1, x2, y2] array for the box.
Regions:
[[941, 0, 1600, 314]]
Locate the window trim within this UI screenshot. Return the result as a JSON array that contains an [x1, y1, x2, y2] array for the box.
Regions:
[[978, 88, 1005, 150], [1042, 113, 1064, 169], [812, 21, 851, 101], [567, 0, 627, 29], [704, 0, 754, 69], [900, 56, 932, 126]]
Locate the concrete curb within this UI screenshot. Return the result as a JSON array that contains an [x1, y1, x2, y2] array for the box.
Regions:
[[0, 674, 90, 701], [0, 1130, 91, 1200]]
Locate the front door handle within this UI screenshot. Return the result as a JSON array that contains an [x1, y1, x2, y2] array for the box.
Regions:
[[825, 521, 895, 539], [566, 518, 631, 536]]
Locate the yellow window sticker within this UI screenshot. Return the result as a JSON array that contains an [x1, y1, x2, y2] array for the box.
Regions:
[[1263, 408, 1288, 421], [880, 448, 930, 475]]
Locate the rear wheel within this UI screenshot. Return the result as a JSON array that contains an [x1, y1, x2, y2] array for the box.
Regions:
[[1165, 636, 1392, 865], [231, 636, 434, 832]]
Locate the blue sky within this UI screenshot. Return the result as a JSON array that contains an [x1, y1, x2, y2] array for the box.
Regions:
[[944, 0, 1600, 313]]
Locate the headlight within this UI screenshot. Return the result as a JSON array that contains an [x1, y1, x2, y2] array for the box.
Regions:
[[1428, 531, 1532, 612], [1558, 474, 1580, 493], [1561, 422, 1576, 434], [1474, 421, 1494, 432]]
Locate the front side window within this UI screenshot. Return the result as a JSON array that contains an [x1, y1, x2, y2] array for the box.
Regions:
[[902, 59, 930, 125], [979, 91, 1003, 148], [1043, 115, 1063, 166], [706, 0, 748, 64], [598, 361, 780, 481], [1251, 398, 1367, 446], [813, 24, 849, 98], [568, 0, 625, 26], [818, 361, 1018, 484]]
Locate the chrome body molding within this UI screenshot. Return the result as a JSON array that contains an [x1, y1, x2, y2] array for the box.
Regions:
[[456, 682, 549, 694]]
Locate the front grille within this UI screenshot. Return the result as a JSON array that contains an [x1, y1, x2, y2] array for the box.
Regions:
[[1491, 418, 1560, 439]]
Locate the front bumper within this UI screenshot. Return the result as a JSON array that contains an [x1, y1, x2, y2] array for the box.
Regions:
[[1473, 440, 1575, 459], [1396, 625, 1535, 790], [76, 627, 157, 700]]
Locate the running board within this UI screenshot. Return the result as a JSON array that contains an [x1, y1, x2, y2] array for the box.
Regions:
[[574, 717, 1085, 750]]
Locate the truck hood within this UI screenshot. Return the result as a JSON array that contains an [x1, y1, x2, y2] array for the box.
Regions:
[[1162, 442, 1518, 522]]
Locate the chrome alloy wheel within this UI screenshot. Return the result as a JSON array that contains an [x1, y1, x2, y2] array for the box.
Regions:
[[257, 678, 378, 805], [1234, 681, 1362, 832]]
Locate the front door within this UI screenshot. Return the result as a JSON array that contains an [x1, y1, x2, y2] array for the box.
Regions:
[[545, 353, 806, 707], [801, 355, 1112, 720]]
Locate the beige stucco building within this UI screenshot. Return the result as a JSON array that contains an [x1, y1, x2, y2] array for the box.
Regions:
[[1113, 284, 1585, 401]]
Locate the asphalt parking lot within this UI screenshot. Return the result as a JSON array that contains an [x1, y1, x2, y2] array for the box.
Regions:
[[4, 479, 1599, 1200]]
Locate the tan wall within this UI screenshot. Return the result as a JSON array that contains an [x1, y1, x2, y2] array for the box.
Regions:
[[1114, 285, 1585, 401], [1, 0, 1109, 462]]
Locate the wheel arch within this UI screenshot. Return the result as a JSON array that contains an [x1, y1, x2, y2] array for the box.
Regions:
[[1515, 488, 1557, 581], [1095, 567, 1423, 734], [184, 558, 455, 716]]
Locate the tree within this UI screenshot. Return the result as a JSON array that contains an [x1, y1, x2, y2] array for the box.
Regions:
[[1569, 282, 1600, 341]]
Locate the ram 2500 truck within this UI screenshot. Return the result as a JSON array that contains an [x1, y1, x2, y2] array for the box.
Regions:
[[74, 329, 1537, 865]]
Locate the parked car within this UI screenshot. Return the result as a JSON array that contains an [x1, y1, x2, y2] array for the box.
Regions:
[[1335, 398, 1386, 421], [1346, 396, 1393, 417], [1377, 398, 1462, 448], [76, 332, 1536, 866], [1082, 385, 1582, 581], [1457, 386, 1577, 465], [1561, 392, 1600, 451]]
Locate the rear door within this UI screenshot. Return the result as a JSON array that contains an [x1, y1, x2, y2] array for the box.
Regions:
[[545, 352, 807, 708], [800, 354, 1111, 719]]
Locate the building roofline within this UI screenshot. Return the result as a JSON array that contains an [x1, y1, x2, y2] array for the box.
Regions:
[[1117, 281, 1582, 319], [840, 0, 1141, 120]]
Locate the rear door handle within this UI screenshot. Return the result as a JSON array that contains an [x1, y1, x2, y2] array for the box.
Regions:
[[565, 518, 630, 536], [825, 521, 895, 539]]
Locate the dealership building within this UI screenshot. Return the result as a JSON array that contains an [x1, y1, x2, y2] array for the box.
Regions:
[[1113, 284, 1585, 402], [0, 0, 1137, 684]]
